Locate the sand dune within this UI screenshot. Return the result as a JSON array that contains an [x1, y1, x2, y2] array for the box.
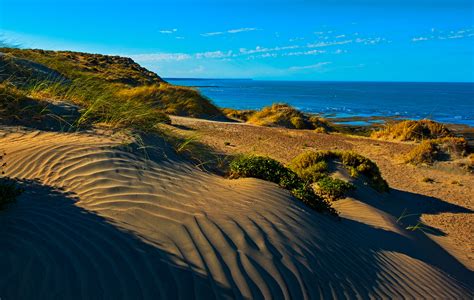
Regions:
[[1, 128, 472, 299]]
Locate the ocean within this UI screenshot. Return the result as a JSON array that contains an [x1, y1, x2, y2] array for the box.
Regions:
[[166, 79, 474, 126]]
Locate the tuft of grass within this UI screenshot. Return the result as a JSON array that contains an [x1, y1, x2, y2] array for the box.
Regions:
[[422, 177, 435, 183], [229, 154, 337, 216], [314, 176, 355, 201], [222, 108, 256, 122], [405, 137, 468, 165], [0, 151, 22, 208], [0, 82, 55, 124], [289, 150, 389, 192], [246, 103, 333, 131], [117, 84, 224, 119], [371, 119, 452, 141], [468, 154, 474, 172]]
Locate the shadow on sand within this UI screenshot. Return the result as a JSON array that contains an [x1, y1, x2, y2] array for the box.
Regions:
[[0, 179, 233, 299]]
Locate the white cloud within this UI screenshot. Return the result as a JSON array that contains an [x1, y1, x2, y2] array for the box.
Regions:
[[227, 27, 257, 34], [201, 27, 258, 37], [159, 29, 178, 34], [334, 49, 347, 54], [411, 27, 474, 42], [289, 62, 331, 71], [307, 40, 353, 48], [129, 53, 192, 62], [412, 37, 429, 42], [201, 31, 224, 37], [284, 49, 326, 56], [289, 37, 305, 42], [195, 50, 233, 59], [239, 45, 299, 55]]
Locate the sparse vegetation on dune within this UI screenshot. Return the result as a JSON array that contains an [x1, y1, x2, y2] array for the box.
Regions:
[[222, 108, 256, 122], [246, 103, 333, 131], [405, 137, 468, 165], [290, 150, 389, 193], [371, 119, 452, 141], [229, 154, 337, 216], [0, 48, 226, 131], [118, 84, 224, 119], [1, 48, 163, 86]]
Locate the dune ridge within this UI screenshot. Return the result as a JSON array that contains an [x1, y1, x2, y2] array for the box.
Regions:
[[1, 128, 472, 299]]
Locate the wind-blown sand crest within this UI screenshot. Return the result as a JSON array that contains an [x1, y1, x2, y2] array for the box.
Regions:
[[1, 129, 472, 299]]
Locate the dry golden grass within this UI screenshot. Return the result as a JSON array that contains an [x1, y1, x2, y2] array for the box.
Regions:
[[1, 48, 226, 131], [118, 84, 224, 119], [221, 108, 256, 122], [404, 137, 468, 165], [371, 119, 452, 141], [247, 103, 333, 131]]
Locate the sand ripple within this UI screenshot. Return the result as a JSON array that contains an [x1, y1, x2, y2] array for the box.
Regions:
[[1, 130, 472, 299]]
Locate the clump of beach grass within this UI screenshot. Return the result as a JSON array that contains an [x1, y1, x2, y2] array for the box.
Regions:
[[0, 151, 22, 208], [229, 154, 337, 216], [246, 103, 333, 131], [222, 108, 256, 122], [289, 150, 389, 193], [404, 137, 468, 165], [117, 84, 224, 119], [371, 119, 452, 141]]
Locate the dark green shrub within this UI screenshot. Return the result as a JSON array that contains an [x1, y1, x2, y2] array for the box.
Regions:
[[229, 155, 301, 189], [229, 155, 337, 216], [290, 150, 389, 193], [0, 151, 22, 208], [315, 176, 355, 201]]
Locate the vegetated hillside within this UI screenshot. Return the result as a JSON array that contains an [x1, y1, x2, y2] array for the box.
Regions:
[[0, 48, 164, 86], [0, 48, 225, 123]]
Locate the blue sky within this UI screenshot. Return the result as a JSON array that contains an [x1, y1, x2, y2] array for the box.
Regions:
[[1, 0, 473, 81]]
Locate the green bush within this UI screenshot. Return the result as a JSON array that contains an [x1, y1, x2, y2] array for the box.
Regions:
[[229, 155, 337, 216], [229, 155, 301, 189], [315, 176, 355, 201], [290, 150, 389, 193]]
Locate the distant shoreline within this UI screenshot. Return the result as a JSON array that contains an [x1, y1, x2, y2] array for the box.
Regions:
[[165, 78, 474, 84], [166, 78, 474, 128]]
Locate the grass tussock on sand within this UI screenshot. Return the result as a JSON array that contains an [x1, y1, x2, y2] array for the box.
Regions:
[[405, 137, 469, 165], [229, 154, 337, 216], [118, 84, 224, 119], [289, 150, 389, 193], [0, 151, 22, 208], [245, 103, 333, 132], [221, 108, 256, 122], [371, 119, 452, 141]]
